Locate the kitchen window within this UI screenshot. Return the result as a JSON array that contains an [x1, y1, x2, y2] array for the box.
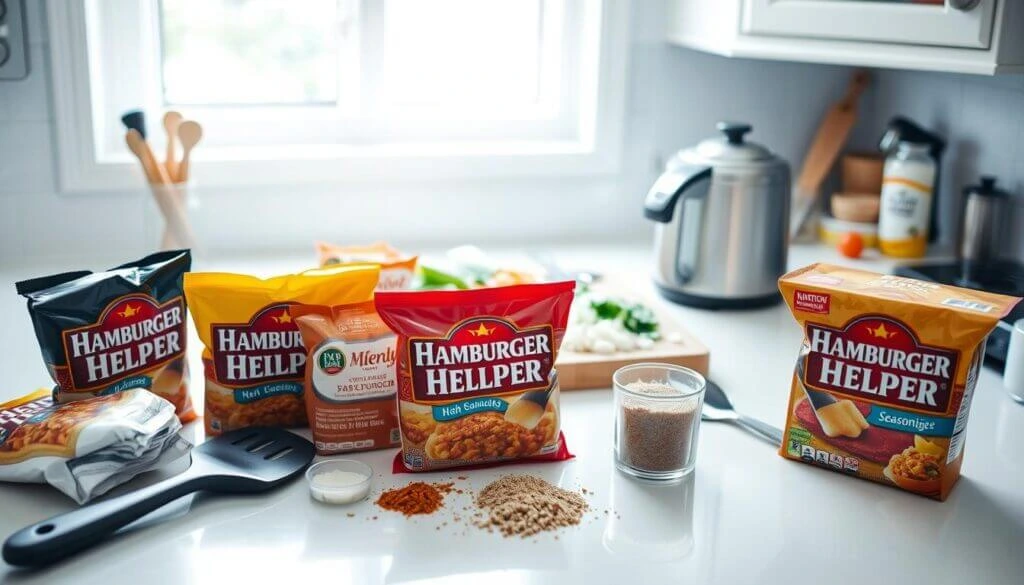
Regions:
[[48, 0, 626, 191]]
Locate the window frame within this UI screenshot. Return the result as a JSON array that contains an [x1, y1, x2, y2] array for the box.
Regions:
[[48, 0, 628, 193]]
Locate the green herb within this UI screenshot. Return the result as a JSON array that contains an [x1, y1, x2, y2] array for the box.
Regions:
[[623, 304, 658, 335], [590, 297, 624, 320]]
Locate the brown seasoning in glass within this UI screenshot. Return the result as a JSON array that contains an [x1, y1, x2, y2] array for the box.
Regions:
[[619, 381, 698, 472]]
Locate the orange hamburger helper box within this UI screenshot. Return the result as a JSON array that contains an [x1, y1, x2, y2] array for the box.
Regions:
[[778, 263, 1020, 500]]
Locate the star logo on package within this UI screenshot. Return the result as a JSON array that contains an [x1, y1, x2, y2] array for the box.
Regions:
[[118, 304, 139, 319], [867, 323, 897, 339], [468, 322, 495, 337], [272, 310, 292, 324]]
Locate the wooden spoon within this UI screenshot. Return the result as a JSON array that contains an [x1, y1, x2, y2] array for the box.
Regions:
[[176, 120, 203, 183], [163, 111, 183, 181]]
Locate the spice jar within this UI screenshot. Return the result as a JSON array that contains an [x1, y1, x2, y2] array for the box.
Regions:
[[878, 141, 937, 258], [613, 363, 706, 481]]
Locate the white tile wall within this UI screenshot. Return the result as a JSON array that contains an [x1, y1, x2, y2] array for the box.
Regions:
[[1, 0, 1020, 267]]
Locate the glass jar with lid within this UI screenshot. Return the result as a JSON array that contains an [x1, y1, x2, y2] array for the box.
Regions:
[[878, 141, 937, 258]]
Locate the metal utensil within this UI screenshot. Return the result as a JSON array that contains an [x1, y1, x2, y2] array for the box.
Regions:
[[3, 427, 314, 568], [701, 380, 783, 446]]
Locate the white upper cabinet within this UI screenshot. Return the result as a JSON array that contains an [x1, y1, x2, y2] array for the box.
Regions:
[[669, 0, 1024, 75], [744, 0, 994, 48]]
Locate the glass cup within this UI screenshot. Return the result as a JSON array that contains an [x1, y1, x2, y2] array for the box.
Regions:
[[1005, 318, 1024, 404], [613, 363, 706, 481]]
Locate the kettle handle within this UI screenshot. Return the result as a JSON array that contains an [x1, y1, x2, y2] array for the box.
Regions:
[[643, 165, 712, 223]]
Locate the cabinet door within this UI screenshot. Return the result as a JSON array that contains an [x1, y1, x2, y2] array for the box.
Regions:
[[743, 0, 997, 48]]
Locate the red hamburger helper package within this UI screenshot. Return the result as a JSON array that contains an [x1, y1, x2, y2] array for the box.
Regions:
[[374, 282, 576, 472]]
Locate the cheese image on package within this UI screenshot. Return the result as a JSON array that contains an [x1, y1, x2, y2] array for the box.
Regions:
[[185, 265, 379, 435], [778, 263, 1020, 500]]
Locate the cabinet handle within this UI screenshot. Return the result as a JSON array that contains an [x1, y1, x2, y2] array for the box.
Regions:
[[949, 0, 982, 11]]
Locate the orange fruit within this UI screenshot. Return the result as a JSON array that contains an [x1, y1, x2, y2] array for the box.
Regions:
[[838, 232, 865, 259]]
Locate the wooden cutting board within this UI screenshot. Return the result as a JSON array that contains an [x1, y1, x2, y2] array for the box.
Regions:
[[556, 277, 710, 390]]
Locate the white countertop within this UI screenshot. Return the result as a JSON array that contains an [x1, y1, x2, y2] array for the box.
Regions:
[[1, 244, 1023, 585]]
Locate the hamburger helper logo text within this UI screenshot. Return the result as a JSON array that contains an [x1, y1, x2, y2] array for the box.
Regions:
[[212, 304, 306, 384], [408, 318, 554, 402], [804, 316, 957, 414], [63, 296, 185, 387]]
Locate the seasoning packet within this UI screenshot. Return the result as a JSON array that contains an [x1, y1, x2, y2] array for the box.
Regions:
[[316, 241, 418, 290], [778, 263, 1020, 500], [184, 265, 380, 436], [375, 282, 576, 472], [16, 250, 195, 422], [292, 301, 400, 456], [0, 388, 190, 504]]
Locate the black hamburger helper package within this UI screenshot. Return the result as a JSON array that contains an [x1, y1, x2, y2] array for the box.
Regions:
[[16, 250, 196, 422]]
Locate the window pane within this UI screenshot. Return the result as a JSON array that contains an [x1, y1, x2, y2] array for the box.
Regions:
[[381, 0, 543, 108], [160, 0, 340, 105]]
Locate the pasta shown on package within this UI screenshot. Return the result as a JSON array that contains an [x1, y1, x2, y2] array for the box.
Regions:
[[16, 250, 195, 422], [293, 301, 400, 456], [375, 282, 576, 472], [0, 388, 190, 503], [778, 263, 1020, 500], [184, 265, 380, 435], [316, 241, 418, 290]]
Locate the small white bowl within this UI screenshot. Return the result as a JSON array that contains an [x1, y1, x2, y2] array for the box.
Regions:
[[306, 459, 373, 505]]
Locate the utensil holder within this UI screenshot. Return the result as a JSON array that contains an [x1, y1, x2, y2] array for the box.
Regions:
[[144, 181, 198, 252]]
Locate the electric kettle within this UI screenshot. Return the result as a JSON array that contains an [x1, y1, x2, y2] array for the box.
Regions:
[[644, 122, 790, 309]]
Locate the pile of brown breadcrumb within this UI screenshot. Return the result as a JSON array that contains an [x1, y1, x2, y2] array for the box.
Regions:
[[473, 474, 589, 537]]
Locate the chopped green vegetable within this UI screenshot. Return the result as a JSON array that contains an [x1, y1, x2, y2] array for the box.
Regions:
[[590, 297, 624, 320], [623, 303, 659, 335], [418, 265, 470, 290]]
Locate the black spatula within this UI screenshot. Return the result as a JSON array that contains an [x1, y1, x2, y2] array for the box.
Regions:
[[3, 427, 314, 568]]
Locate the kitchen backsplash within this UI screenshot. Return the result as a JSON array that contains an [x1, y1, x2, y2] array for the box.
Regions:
[[849, 69, 1024, 258], [0, 0, 1020, 265]]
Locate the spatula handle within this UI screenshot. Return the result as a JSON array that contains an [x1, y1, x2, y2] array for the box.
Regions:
[[2, 472, 202, 568]]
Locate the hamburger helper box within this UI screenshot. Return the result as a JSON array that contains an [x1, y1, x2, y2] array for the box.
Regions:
[[778, 263, 1020, 500]]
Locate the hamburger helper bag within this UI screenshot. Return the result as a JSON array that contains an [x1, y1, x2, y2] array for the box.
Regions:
[[375, 281, 575, 472], [185, 264, 379, 435], [778, 263, 1019, 500], [0, 388, 189, 503], [16, 250, 195, 422]]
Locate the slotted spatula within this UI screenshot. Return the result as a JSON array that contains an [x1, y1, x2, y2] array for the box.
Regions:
[[3, 427, 314, 568]]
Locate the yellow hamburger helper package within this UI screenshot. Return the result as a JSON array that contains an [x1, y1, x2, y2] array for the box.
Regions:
[[778, 263, 1019, 500], [184, 265, 380, 435]]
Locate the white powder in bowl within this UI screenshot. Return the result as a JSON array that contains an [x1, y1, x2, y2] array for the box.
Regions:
[[309, 469, 371, 504]]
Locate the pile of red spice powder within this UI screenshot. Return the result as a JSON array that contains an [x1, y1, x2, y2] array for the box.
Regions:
[[376, 482, 454, 516]]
